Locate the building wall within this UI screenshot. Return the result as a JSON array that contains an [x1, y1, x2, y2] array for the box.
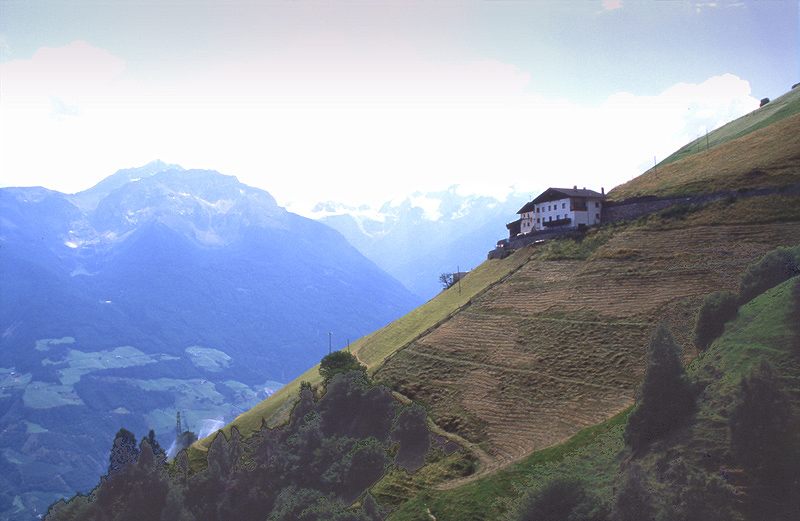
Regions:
[[535, 197, 571, 228], [515, 195, 605, 236], [520, 211, 535, 234]]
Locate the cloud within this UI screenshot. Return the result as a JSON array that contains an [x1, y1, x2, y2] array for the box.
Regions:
[[602, 0, 623, 11], [0, 42, 759, 215]]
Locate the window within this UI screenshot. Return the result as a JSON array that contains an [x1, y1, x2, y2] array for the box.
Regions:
[[595, 202, 600, 208], [549, 216, 552, 221], [557, 214, 560, 220], [562, 202, 566, 209], [595, 213, 600, 220], [536, 207, 539, 213], [537, 218, 540, 223]]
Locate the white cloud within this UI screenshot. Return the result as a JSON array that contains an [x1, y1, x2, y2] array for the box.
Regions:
[[602, 0, 623, 11], [0, 42, 759, 215]]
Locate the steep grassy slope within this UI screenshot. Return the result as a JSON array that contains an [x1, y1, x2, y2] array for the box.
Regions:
[[192, 247, 533, 453], [609, 110, 800, 200], [374, 211, 800, 476], [382, 277, 800, 521], [196, 88, 800, 503], [661, 86, 800, 167]]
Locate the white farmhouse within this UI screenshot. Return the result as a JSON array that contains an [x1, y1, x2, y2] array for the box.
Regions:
[[508, 186, 605, 237]]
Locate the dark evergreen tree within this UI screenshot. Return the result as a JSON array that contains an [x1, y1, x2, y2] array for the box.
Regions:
[[107, 428, 139, 476], [613, 465, 655, 521], [624, 325, 695, 453], [729, 361, 799, 520], [514, 478, 608, 521], [391, 403, 430, 472], [143, 430, 167, 466], [693, 291, 738, 350], [673, 472, 737, 521], [738, 246, 800, 304], [318, 371, 395, 440]]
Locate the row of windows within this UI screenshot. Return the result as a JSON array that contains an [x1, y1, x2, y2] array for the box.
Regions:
[[535, 201, 600, 213], [533, 214, 601, 224]]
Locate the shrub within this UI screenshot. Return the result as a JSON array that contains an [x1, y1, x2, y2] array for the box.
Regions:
[[738, 246, 800, 304], [613, 465, 655, 521], [623, 325, 695, 453], [319, 351, 367, 383], [514, 478, 608, 521], [693, 291, 739, 350]]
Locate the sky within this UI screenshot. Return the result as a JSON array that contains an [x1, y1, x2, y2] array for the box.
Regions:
[[0, 0, 798, 215]]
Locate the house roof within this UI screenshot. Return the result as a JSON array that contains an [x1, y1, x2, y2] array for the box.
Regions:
[[516, 187, 605, 214], [531, 187, 605, 205], [516, 201, 536, 214]]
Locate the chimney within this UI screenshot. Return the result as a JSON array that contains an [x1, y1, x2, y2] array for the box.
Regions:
[[601, 187, 605, 195], [583, 186, 586, 190], [573, 185, 577, 189]]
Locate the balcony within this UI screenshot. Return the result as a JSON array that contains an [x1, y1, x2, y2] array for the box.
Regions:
[[542, 217, 572, 228]]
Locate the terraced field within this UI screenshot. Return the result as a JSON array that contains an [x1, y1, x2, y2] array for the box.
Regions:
[[375, 218, 800, 476]]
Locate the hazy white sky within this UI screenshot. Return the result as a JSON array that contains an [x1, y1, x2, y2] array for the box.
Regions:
[[0, 1, 797, 214]]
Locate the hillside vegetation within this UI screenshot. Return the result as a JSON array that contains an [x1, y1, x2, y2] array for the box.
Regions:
[[194, 87, 800, 517], [383, 276, 800, 521], [193, 247, 533, 453]]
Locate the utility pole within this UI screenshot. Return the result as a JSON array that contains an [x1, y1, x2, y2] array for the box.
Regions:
[[705, 129, 709, 151], [328, 332, 332, 354], [457, 265, 462, 295], [653, 156, 657, 177]]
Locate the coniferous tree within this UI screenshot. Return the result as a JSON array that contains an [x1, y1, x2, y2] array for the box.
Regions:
[[694, 291, 738, 350], [144, 430, 167, 466], [729, 361, 799, 520], [107, 428, 139, 476], [391, 403, 430, 472], [514, 478, 608, 521], [738, 247, 800, 304], [613, 465, 655, 521], [624, 325, 695, 453]]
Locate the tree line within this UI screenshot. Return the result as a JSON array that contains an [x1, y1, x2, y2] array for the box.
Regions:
[[46, 353, 430, 521]]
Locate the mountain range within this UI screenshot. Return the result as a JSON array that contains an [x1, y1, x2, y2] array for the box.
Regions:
[[312, 189, 524, 300], [0, 162, 421, 519]]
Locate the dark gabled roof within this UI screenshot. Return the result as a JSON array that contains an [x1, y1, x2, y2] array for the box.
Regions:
[[532, 187, 605, 204], [516, 201, 536, 214]]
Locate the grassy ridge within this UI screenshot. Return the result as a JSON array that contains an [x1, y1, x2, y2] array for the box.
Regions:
[[192, 247, 533, 451], [660, 86, 800, 167], [609, 111, 800, 200]]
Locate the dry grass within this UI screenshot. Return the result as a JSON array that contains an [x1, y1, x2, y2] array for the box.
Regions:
[[660, 86, 800, 166], [190, 247, 533, 453], [608, 112, 800, 200], [374, 214, 800, 478]]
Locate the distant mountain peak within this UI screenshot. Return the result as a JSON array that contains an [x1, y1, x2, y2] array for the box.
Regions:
[[69, 160, 184, 210]]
